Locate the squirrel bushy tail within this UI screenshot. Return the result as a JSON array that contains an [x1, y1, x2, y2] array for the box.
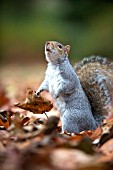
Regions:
[[74, 56, 113, 124]]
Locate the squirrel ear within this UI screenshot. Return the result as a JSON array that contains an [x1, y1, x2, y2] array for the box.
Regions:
[[65, 45, 71, 55]]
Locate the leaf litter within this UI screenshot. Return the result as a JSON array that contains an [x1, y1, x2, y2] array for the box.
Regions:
[[0, 64, 113, 170]]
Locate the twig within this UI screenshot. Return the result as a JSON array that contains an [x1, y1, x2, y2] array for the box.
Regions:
[[44, 112, 48, 119]]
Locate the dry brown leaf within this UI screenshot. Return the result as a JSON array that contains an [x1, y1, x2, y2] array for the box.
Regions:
[[99, 138, 113, 156], [0, 141, 6, 152], [69, 134, 84, 142], [21, 117, 30, 125], [51, 148, 104, 170], [99, 126, 113, 147], [68, 130, 97, 142], [0, 87, 10, 107], [10, 116, 59, 141], [15, 100, 53, 114], [90, 126, 102, 140], [15, 88, 53, 114], [0, 119, 9, 129], [0, 111, 10, 129]]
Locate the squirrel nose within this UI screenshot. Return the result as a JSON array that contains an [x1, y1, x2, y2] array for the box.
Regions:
[[46, 41, 54, 49], [46, 41, 50, 46]]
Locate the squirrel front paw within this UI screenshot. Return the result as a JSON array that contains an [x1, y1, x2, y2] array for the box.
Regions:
[[35, 89, 43, 97], [34, 93, 39, 98]]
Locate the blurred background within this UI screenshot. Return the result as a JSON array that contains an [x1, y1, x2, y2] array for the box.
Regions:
[[0, 0, 113, 114], [1, 0, 113, 65]]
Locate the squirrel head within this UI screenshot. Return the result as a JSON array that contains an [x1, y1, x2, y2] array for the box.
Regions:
[[45, 41, 70, 63]]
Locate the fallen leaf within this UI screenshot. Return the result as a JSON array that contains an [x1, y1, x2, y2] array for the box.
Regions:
[[51, 148, 105, 170], [15, 101, 53, 114], [21, 117, 30, 125], [0, 87, 10, 107], [99, 122, 113, 147], [0, 111, 10, 129], [15, 88, 53, 114], [90, 126, 102, 141], [75, 137, 95, 154], [99, 138, 113, 156]]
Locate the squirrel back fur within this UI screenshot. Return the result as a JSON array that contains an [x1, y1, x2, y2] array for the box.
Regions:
[[74, 56, 113, 123]]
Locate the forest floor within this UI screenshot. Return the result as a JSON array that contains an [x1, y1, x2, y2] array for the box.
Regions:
[[0, 63, 113, 170]]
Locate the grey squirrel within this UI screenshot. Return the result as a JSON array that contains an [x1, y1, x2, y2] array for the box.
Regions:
[[36, 41, 113, 133]]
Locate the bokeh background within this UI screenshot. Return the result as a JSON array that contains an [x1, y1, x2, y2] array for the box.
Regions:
[[0, 0, 113, 122], [1, 0, 113, 65], [1, 0, 113, 103]]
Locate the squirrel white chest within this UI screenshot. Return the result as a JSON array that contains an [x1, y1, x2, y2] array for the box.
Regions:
[[45, 64, 67, 115], [46, 65, 62, 94]]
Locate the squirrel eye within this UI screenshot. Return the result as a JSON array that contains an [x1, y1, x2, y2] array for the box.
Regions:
[[58, 44, 62, 49]]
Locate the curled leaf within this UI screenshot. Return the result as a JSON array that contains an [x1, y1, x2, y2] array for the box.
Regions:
[[15, 88, 53, 114]]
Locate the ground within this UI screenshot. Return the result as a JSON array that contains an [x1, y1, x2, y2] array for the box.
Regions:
[[0, 63, 113, 170]]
